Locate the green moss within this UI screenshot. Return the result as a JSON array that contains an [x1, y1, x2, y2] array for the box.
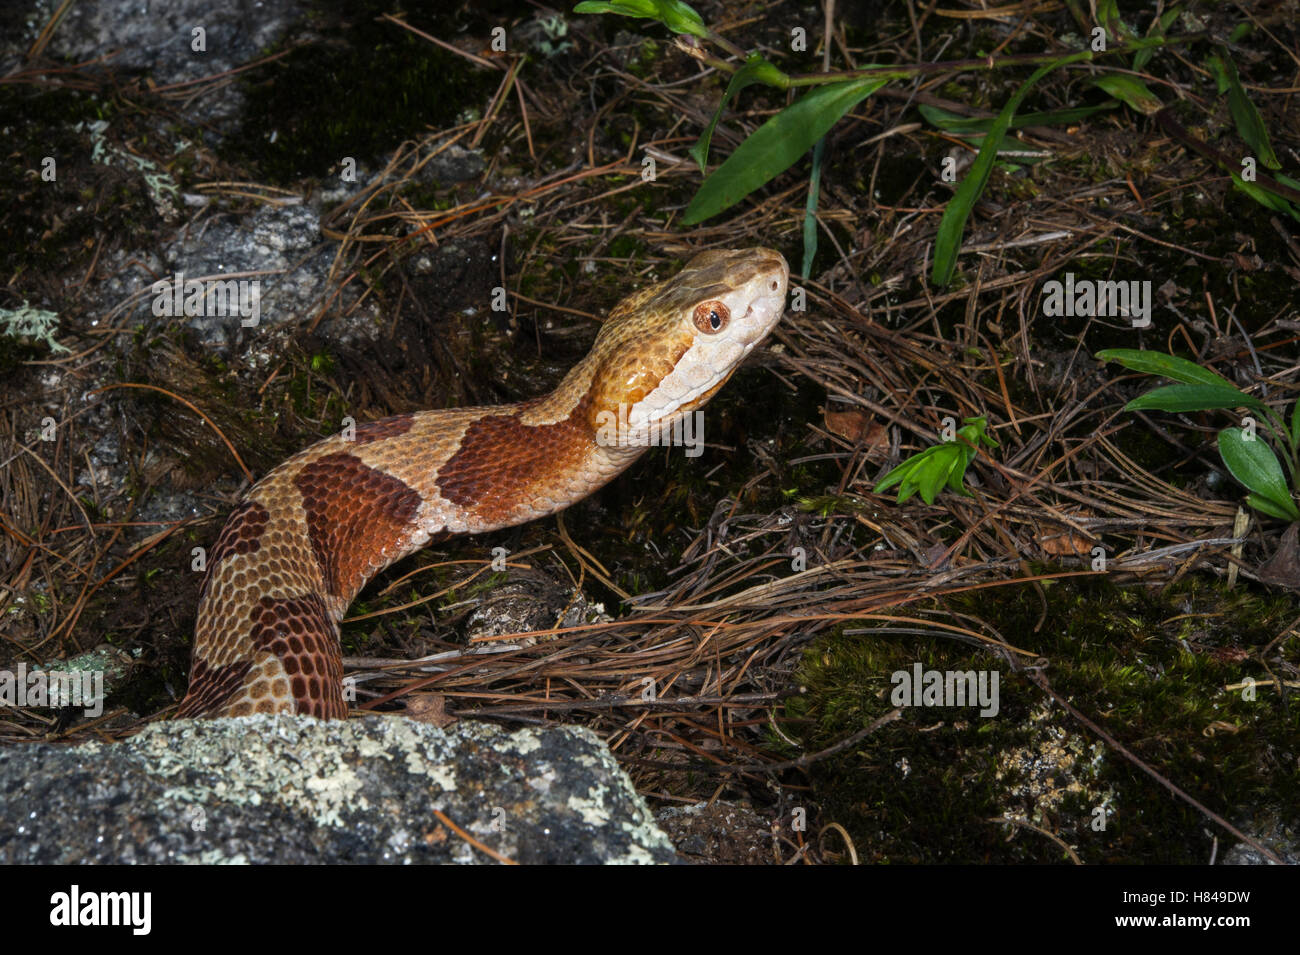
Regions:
[[625, 38, 662, 78], [274, 344, 345, 427], [786, 575, 1299, 863], [607, 234, 643, 260], [0, 86, 157, 282]]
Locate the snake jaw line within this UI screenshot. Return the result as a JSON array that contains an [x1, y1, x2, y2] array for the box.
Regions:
[[594, 247, 789, 434]]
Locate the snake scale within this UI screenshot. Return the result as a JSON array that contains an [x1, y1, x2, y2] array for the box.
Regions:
[[177, 248, 789, 718]]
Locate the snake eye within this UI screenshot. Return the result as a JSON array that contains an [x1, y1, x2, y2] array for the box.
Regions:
[[693, 300, 730, 334]]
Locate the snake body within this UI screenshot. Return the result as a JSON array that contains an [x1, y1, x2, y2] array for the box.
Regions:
[[177, 248, 789, 718]]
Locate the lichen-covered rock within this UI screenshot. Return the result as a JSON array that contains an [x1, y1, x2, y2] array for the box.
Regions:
[[0, 716, 676, 864]]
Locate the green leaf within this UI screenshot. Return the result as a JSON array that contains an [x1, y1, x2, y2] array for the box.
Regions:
[[1091, 75, 1163, 115], [875, 454, 927, 499], [682, 75, 892, 225], [1095, 349, 1237, 388], [573, 0, 708, 38], [1228, 22, 1253, 43], [689, 54, 790, 172], [931, 51, 1091, 286], [946, 460, 967, 493], [917, 102, 1118, 134], [959, 415, 998, 448], [1219, 427, 1300, 520], [1230, 171, 1300, 223], [1290, 397, 1300, 447], [1095, 0, 1130, 41], [873, 418, 992, 504], [1218, 46, 1281, 169], [1123, 383, 1270, 416], [915, 451, 952, 504], [872, 459, 913, 495], [1246, 493, 1298, 522], [575, 0, 650, 11], [1134, 5, 1181, 71], [801, 137, 825, 280], [876, 453, 931, 504], [1205, 54, 1231, 95]]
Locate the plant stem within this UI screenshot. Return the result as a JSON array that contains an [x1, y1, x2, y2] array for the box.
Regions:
[[704, 29, 747, 62], [679, 32, 1204, 88], [783, 34, 1202, 86]]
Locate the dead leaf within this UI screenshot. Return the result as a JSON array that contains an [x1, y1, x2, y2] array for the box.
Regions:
[[823, 408, 889, 461], [401, 693, 456, 727], [1256, 522, 1300, 590], [1032, 509, 1098, 558], [1038, 528, 1095, 557], [922, 542, 950, 569], [1203, 720, 1243, 737]]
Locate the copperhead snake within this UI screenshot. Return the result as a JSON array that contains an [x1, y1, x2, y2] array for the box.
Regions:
[[177, 248, 790, 718]]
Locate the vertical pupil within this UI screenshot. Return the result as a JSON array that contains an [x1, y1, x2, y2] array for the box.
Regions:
[[710, 310, 720, 328]]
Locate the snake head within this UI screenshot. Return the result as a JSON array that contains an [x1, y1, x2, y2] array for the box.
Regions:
[[585, 247, 789, 444]]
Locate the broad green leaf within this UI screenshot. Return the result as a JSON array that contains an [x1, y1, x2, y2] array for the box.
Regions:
[[1246, 492, 1299, 522], [874, 418, 992, 504], [1219, 427, 1300, 519], [917, 102, 1117, 134], [931, 51, 1091, 286], [946, 462, 966, 493], [1205, 54, 1231, 95], [689, 54, 790, 172], [682, 75, 892, 225], [1095, 349, 1237, 388], [872, 459, 914, 494], [947, 446, 977, 495], [916, 450, 955, 504], [1291, 396, 1300, 447], [573, 0, 708, 38], [881, 457, 927, 503], [916, 104, 977, 131], [877, 454, 932, 491], [1123, 383, 1270, 416], [1091, 75, 1162, 115], [1230, 171, 1300, 223], [1218, 47, 1280, 169]]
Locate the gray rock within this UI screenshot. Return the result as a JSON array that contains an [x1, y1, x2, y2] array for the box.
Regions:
[[1220, 813, 1297, 865], [23, 0, 306, 128], [155, 204, 334, 351], [464, 568, 612, 647], [0, 715, 677, 864], [421, 142, 487, 185]]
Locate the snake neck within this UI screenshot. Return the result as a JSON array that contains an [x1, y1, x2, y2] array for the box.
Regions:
[[518, 349, 650, 470]]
